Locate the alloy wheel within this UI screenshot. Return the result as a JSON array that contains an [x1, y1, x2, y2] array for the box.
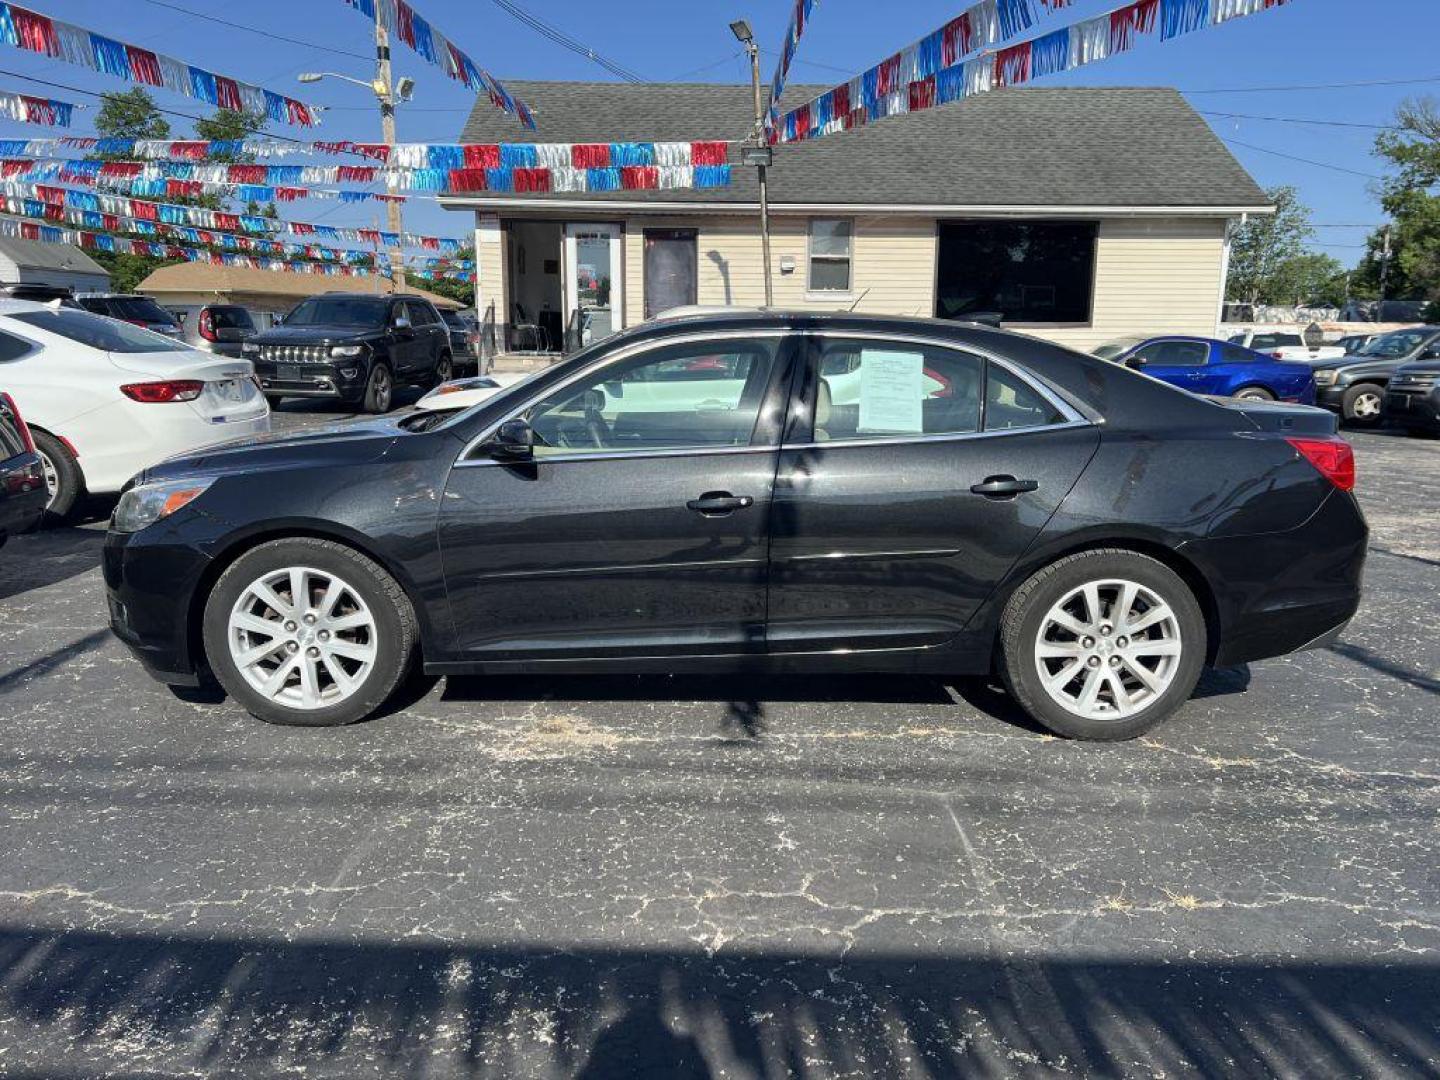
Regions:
[[36, 449, 59, 509], [227, 566, 379, 711], [1352, 392, 1382, 420], [1033, 578, 1183, 721]]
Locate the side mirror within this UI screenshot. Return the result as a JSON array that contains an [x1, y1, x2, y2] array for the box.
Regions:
[[393, 315, 412, 330], [1125, 355, 1149, 369], [1422, 344, 1440, 361], [487, 418, 534, 461]]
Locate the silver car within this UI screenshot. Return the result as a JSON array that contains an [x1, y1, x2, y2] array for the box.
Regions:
[[166, 304, 259, 358]]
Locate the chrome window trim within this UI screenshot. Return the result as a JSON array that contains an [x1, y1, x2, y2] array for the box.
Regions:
[[454, 326, 1097, 469], [455, 328, 796, 467]]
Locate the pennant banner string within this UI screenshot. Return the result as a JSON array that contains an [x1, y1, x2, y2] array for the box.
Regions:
[[336, 0, 536, 130], [774, 0, 1295, 144], [0, 88, 77, 127], [764, 0, 820, 137], [0, 2, 324, 127]]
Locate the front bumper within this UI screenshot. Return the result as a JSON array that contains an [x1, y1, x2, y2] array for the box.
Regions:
[[104, 524, 213, 685], [253, 358, 369, 400], [1382, 388, 1440, 429], [1314, 384, 1348, 411]]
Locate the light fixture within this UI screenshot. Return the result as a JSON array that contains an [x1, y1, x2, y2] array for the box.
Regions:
[[729, 19, 754, 44], [297, 72, 324, 83], [395, 76, 416, 102]]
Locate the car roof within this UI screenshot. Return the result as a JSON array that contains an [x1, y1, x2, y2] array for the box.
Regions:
[[0, 298, 59, 315]]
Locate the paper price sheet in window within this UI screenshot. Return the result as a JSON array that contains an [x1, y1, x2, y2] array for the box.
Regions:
[[857, 350, 926, 435]]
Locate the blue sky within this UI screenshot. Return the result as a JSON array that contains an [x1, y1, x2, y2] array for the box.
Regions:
[[0, 0, 1432, 263]]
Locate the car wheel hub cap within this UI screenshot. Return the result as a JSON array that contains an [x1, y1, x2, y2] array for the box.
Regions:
[[36, 450, 58, 507], [1356, 394, 1380, 417], [228, 566, 378, 711], [1033, 578, 1182, 721]]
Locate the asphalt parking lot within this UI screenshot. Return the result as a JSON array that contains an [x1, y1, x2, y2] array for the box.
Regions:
[[0, 407, 1436, 1077]]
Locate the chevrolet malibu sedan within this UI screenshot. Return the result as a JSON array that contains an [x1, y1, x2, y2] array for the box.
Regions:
[[104, 313, 1367, 741]]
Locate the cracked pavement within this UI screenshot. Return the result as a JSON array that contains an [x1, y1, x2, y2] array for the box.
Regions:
[[0, 422, 1436, 1078]]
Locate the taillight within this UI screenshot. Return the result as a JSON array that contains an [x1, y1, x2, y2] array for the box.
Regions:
[[1269, 351, 1286, 360], [1286, 436, 1355, 492], [198, 308, 216, 341], [120, 380, 205, 403], [1, 392, 35, 452], [123, 319, 149, 328]]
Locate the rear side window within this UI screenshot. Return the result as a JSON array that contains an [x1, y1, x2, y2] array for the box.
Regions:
[[1220, 344, 1261, 365], [985, 364, 1067, 431], [7, 310, 191, 353], [85, 297, 179, 325]]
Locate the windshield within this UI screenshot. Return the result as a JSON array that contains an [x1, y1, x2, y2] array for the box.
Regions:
[[1355, 330, 1433, 357], [1094, 338, 1144, 361], [88, 296, 179, 325], [8, 309, 192, 353], [284, 298, 389, 329]]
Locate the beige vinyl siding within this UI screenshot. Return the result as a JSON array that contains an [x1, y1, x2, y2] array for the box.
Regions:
[[623, 214, 938, 327], [1033, 217, 1228, 353], [473, 214, 507, 329]]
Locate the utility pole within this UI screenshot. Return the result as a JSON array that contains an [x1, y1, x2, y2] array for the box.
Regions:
[[1378, 224, 1392, 303], [374, 11, 406, 292], [732, 20, 773, 308]]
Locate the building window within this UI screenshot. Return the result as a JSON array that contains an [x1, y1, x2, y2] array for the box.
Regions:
[[936, 220, 1098, 324], [808, 219, 853, 293]]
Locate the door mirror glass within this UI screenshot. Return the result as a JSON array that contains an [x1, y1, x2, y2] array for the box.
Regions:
[[487, 418, 534, 460], [1422, 344, 1440, 361], [393, 315, 412, 330], [1125, 355, 1149, 369]]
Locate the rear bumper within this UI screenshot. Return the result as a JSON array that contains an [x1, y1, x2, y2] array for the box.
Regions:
[[0, 452, 46, 538], [1182, 488, 1368, 668], [1382, 388, 1440, 429]]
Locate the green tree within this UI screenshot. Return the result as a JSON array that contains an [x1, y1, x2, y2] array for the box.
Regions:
[[1227, 185, 1315, 305], [1269, 253, 1350, 308], [88, 250, 182, 293], [193, 108, 268, 163], [94, 88, 170, 142], [1365, 96, 1440, 307]]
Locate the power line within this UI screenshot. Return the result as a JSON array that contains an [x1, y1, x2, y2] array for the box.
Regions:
[[1202, 110, 1397, 131], [487, 0, 646, 83], [139, 0, 373, 61], [1220, 137, 1386, 180], [1183, 74, 1440, 94]]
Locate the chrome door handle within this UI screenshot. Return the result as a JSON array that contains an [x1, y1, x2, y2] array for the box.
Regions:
[[687, 492, 754, 517], [970, 476, 1039, 499]]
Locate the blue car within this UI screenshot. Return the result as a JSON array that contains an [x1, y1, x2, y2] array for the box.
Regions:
[[1094, 336, 1317, 405]]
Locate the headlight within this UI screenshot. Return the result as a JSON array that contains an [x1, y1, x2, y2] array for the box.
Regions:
[[242, 342, 259, 354], [330, 344, 367, 358], [112, 477, 216, 534], [1313, 371, 1337, 387]]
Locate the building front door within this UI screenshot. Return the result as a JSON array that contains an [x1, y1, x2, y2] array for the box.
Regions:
[[565, 223, 623, 348], [643, 229, 698, 319]]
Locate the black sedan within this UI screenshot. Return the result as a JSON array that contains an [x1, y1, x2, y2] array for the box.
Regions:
[[103, 313, 1367, 741]]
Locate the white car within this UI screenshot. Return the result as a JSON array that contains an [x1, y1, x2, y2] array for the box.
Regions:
[[1226, 330, 1344, 362], [0, 300, 270, 520], [413, 376, 506, 414]]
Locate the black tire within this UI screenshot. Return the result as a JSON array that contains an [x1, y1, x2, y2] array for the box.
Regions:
[[1234, 386, 1274, 402], [998, 549, 1208, 741], [264, 394, 285, 409], [362, 362, 393, 414], [429, 351, 454, 389], [1342, 383, 1385, 426], [31, 430, 83, 526], [201, 538, 417, 727]]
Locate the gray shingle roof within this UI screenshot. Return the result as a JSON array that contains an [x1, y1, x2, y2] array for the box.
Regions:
[[0, 237, 108, 275], [454, 82, 1268, 209]]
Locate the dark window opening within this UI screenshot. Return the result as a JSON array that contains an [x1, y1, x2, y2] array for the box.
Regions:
[[936, 220, 1098, 325]]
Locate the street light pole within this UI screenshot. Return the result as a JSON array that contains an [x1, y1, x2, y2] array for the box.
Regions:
[[733, 20, 773, 308], [373, 12, 406, 291]]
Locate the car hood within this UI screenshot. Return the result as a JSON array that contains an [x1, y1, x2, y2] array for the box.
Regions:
[[138, 417, 405, 485], [250, 325, 382, 345], [1307, 354, 1406, 374]]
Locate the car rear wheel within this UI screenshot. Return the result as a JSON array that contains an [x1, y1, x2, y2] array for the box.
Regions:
[[1234, 386, 1275, 402], [1342, 383, 1385, 425], [999, 550, 1207, 741], [31, 430, 82, 525], [202, 538, 416, 727], [362, 363, 393, 414]]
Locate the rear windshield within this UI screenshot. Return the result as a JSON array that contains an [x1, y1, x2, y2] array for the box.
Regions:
[[1249, 333, 1302, 349], [285, 297, 389, 328], [82, 296, 179, 325], [1355, 330, 1433, 357], [1094, 338, 1144, 361], [208, 306, 255, 330], [441, 310, 471, 328], [8, 309, 192, 353]]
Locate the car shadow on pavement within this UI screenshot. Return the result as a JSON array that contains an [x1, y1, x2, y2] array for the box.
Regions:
[[1329, 641, 1440, 696], [0, 527, 107, 602], [0, 922, 1434, 1077]]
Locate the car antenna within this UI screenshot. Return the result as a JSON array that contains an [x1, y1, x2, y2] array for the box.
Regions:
[[847, 288, 871, 313]]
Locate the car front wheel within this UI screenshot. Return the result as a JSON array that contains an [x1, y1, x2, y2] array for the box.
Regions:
[[430, 352, 453, 388], [1342, 383, 1385, 425], [202, 538, 416, 727], [362, 362, 393, 414], [999, 550, 1207, 741]]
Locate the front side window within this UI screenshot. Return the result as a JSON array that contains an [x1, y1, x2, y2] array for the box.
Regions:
[[284, 298, 389, 329], [1133, 340, 1209, 368], [525, 337, 781, 456], [936, 220, 1097, 324], [808, 219, 853, 293], [7, 310, 191, 353]]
